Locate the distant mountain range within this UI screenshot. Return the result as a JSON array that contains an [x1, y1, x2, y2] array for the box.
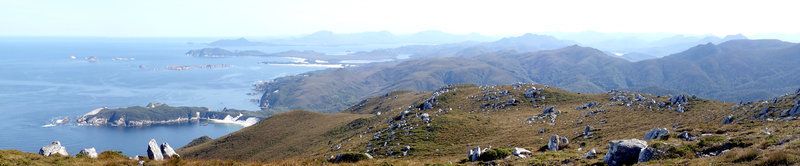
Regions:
[[256, 39, 800, 113], [207, 31, 757, 62], [207, 30, 500, 46], [544, 31, 749, 60]]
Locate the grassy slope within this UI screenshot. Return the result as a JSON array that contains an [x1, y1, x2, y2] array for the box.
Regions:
[[178, 110, 372, 162], [6, 84, 799, 165], [182, 83, 800, 165]]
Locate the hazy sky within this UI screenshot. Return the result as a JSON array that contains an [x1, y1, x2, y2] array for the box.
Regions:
[[1, 0, 798, 37]]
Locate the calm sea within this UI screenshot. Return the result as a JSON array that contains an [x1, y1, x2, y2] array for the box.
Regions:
[[0, 37, 402, 157]]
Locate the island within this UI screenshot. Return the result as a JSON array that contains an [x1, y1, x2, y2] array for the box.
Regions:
[[184, 48, 400, 64], [75, 103, 272, 127]]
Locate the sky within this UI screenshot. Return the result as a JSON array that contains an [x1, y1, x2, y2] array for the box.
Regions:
[[1, 0, 799, 37]]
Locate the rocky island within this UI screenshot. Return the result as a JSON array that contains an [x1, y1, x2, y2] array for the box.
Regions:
[[75, 103, 271, 127]]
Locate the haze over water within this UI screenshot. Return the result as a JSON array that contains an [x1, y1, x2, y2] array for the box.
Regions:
[[0, 38, 400, 156]]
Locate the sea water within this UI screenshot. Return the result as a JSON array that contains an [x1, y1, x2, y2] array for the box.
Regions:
[[0, 37, 402, 157]]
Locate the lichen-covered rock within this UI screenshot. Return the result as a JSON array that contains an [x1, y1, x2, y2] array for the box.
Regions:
[[79, 147, 98, 158], [161, 142, 179, 158], [604, 139, 648, 166], [643, 128, 669, 140], [147, 139, 163, 161], [39, 141, 68, 156]]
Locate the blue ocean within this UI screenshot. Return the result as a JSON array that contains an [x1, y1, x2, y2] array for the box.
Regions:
[[0, 37, 401, 157]]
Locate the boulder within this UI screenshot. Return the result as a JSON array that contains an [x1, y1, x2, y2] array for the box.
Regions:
[[789, 100, 800, 116], [420, 113, 430, 123], [469, 146, 481, 162], [548, 135, 569, 151], [147, 139, 164, 161], [39, 141, 68, 156], [796, 87, 800, 95], [161, 142, 179, 158], [583, 125, 592, 137], [79, 147, 98, 158], [678, 131, 692, 141], [364, 153, 373, 159], [722, 115, 734, 124], [577, 101, 598, 110], [604, 139, 648, 166], [512, 147, 531, 158], [643, 128, 669, 140], [638, 147, 664, 163], [542, 105, 556, 114], [583, 149, 597, 158]]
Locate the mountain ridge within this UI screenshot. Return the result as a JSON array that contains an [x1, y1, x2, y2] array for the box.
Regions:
[[256, 39, 800, 113]]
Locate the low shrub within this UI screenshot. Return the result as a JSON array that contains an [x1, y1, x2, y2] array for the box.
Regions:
[[479, 148, 511, 161], [337, 152, 369, 163], [733, 148, 759, 163], [757, 151, 797, 166], [98, 151, 126, 160]]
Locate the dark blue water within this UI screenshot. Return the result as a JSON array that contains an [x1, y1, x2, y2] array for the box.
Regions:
[[0, 38, 403, 157]]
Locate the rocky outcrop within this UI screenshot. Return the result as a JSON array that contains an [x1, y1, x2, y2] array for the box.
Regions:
[[722, 114, 734, 124], [643, 128, 669, 140], [161, 142, 180, 159], [789, 100, 800, 116], [669, 95, 688, 105], [604, 139, 648, 166], [79, 147, 98, 158], [39, 141, 68, 156], [548, 135, 569, 151], [147, 139, 164, 161]]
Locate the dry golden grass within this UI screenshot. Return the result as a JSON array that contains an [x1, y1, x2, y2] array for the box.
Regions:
[[178, 110, 371, 162], [182, 83, 800, 165], [8, 83, 800, 165]]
